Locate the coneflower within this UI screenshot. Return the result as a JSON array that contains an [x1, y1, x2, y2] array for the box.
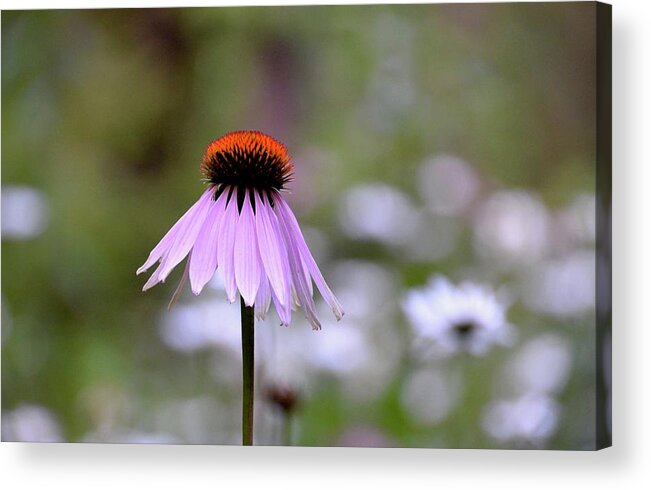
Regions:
[[137, 130, 344, 445]]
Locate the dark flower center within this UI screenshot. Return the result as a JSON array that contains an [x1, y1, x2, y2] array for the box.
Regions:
[[201, 130, 293, 195], [265, 385, 300, 414], [453, 321, 476, 340]]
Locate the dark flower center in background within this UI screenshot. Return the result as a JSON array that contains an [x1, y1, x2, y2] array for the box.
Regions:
[[266, 385, 300, 414], [453, 321, 476, 340], [201, 130, 293, 196]]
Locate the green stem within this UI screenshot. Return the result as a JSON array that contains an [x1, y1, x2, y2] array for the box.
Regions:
[[283, 412, 293, 446], [240, 296, 255, 446]]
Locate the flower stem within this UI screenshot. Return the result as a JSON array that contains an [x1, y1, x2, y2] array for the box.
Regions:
[[283, 412, 293, 446], [240, 296, 255, 446]]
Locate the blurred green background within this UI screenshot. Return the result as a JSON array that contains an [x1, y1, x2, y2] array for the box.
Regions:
[[2, 3, 602, 449]]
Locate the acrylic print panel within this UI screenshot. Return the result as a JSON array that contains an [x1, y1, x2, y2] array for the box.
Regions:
[[1, 2, 611, 450]]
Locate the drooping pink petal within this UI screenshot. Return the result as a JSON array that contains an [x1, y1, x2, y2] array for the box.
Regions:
[[217, 186, 239, 303], [300, 254, 314, 297], [137, 186, 216, 275], [254, 191, 291, 308], [271, 287, 291, 326], [267, 206, 300, 322], [272, 197, 321, 330], [142, 261, 166, 291], [254, 276, 271, 321], [290, 284, 301, 310], [156, 187, 216, 283], [274, 192, 344, 321], [189, 191, 228, 295], [234, 189, 261, 307], [168, 252, 191, 310]]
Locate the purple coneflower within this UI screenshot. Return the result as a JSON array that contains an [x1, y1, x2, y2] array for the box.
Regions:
[[137, 130, 343, 445], [137, 130, 343, 330]]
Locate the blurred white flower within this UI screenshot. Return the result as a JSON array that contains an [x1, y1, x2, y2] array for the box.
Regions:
[[474, 190, 550, 266], [417, 154, 480, 215], [504, 334, 572, 396], [335, 321, 402, 403], [159, 297, 241, 354], [558, 193, 596, 245], [261, 315, 371, 385], [2, 404, 63, 442], [403, 275, 513, 356], [482, 394, 560, 446], [308, 323, 369, 375], [522, 250, 595, 319], [338, 183, 458, 261], [339, 183, 419, 247], [401, 366, 462, 425], [329, 260, 397, 322], [402, 215, 460, 262], [1, 185, 48, 240]]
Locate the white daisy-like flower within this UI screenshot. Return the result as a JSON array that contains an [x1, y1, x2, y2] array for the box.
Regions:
[[402, 275, 513, 356]]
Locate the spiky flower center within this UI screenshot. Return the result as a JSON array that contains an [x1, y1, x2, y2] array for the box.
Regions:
[[201, 131, 293, 196]]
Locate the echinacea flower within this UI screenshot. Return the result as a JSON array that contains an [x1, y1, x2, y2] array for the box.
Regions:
[[137, 130, 343, 330], [403, 275, 513, 356]]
